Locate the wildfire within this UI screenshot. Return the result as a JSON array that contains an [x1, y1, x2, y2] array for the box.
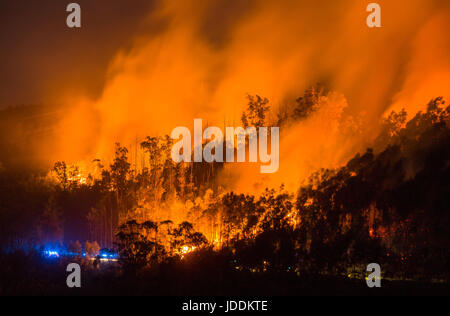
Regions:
[[68, 173, 87, 185], [181, 246, 196, 255]]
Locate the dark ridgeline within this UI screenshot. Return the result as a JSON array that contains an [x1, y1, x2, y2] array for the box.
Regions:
[[0, 94, 449, 295]]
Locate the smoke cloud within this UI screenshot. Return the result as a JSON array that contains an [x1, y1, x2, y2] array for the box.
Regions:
[[10, 0, 450, 190]]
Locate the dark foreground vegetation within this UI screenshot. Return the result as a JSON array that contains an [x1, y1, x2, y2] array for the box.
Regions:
[[0, 92, 449, 295], [1, 249, 449, 296]]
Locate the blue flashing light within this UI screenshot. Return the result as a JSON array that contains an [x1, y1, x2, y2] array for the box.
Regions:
[[44, 250, 60, 258], [99, 248, 119, 260]]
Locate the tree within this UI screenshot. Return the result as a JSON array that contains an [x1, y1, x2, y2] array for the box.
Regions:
[[110, 143, 131, 196], [85, 241, 100, 257], [115, 220, 155, 273], [259, 187, 294, 232], [293, 85, 324, 121], [38, 196, 63, 245], [53, 162, 68, 190], [68, 240, 83, 257], [170, 221, 208, 255], [241, 94, 270, 128], [110, 143, 131, 225], [221, 193, 260, 243]]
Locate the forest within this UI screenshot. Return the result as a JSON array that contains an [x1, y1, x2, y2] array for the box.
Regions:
[[0, 89, 449, 295]]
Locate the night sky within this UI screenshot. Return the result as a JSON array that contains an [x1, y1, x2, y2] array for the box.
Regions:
[[0, 0, 155, 108]]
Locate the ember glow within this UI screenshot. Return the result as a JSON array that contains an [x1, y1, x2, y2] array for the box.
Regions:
[[21, 0, 447, 191], [0, 0, 449, 296]]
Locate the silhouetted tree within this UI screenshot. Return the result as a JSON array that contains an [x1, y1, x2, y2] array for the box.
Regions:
[[241, 94, 270, 128]]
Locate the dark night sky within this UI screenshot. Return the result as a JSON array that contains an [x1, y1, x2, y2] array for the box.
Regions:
[[0, 0, 156, 108]]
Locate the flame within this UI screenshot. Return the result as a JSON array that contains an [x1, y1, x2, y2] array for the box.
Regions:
[[35, 0, 447, 195], [181, 246, 196, 255], [67, 174, 87, 185], [179, 245, 197, 258], [30, 1, 449, 250]]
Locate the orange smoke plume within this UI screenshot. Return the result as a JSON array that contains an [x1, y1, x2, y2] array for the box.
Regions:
[[48, 0, 450, 191]]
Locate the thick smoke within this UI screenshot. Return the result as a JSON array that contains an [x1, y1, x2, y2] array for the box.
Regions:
[[51, 0, 450, 191]]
